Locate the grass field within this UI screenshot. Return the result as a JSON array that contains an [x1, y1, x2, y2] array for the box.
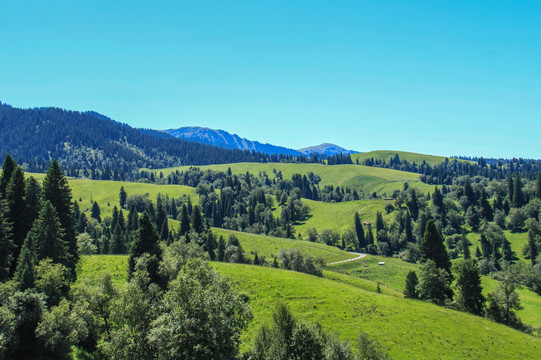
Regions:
[[149, 162, 434, 195], [295, 198, 391, 236], [211, 227, 356, 263], [75, 255, 541, 359], [29, 173, 198, 218], [351, 150, 471, 166], [214, 262, 540, 359]]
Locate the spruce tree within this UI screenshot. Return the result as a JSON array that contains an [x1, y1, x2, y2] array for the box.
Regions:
[[41, 160, 76, 272], [507, 175, 514, 202], [119, 186, 127, 208], [432, 187, 444, 214], [420, 220, 451, 274], [0, 154, 16, 198], [24, 176, 42, 226], [5, 167, 29, 274], [179, 204, 190, 236], [454, 259, 485, 315], [365, 224, 374, 245], [502, 237, 514, 261], [128, 211, 161, 284], [14, 237, 36, 290], [91, 201, 101, 222], [375, 211, 385, 232], [404, 271, 419, 299], [28, 201, 69, 266], [110, 224, 124, 254], [160, 220, 169, 242], [536, 172, 541, 199], [0, 201, 14, 281], [192, 205, 203, 234], [354, 212, 365, 249], [156, 201, 167, 236], [127, 204, 139, 232], [404, 211, 414, 243], [217, 236, 226, 261], [461, 235, 471, 260], [512, 173, 525, 208]]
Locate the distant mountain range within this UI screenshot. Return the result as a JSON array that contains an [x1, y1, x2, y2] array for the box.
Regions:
[[164, 126, 356, 157]]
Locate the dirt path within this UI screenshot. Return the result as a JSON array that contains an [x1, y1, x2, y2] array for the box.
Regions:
[[327, 252, 367, 265]]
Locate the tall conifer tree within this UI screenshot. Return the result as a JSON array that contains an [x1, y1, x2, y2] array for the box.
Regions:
[[41, 160, 76, 272], [420, 220, 451, 274], [0, 154, 16, 198]]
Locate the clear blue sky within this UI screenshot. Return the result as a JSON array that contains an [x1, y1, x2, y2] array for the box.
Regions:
[[1, 1, 540, 158]]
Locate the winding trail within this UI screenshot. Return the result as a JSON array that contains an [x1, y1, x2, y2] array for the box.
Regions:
[[327, 252, 367, 265]]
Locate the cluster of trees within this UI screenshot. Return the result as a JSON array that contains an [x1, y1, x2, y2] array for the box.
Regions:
[[245, 303, 390, 360], [403, 220, 532, 333], [361, 153, 541, 185]]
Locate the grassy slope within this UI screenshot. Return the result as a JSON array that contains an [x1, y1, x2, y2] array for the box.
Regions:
[[213, 262, 540, 359], [295, 199, 391, 236], [351, 150, 470, 166], [212, 227, 356, 263], [149, 162, 434, 195], [75, 255, 541, 359], [29, 173, 198, 218]]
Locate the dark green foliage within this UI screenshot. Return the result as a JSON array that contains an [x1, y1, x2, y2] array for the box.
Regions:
[[23, 176, 42, 228], [432, 186, 444, 214], [0, 154, 16, 198], [0, 202, 14, 281], [110, 224, 125, 254], [454, 259, 485, 315], [128, 212, 162, 285], [357, 331, 391, 360], [512, 173, 525, 208], [28, 201, 69, 266], [404, 211, 414, 243], [375, 211, 385, 233], [91, 201, 101, 222], [461, 235, 471, 259], [119, 186, 127, 209], [41, 160, 77, 273], [217, 236, 226, 262], [536, 172, 541, 199], [354, 212, 365, 249], [420, 220, 451, 274], [14, 238, 36, 290], [191, 205, 203, 234], [35, 259, 70, 307], [404, 271, 419, 299], [277, 248, 324, 277], [249, 304, 356, 360], [127, 204, 139, 232], [179, 204, 190, 236], [5, 167, 29, 275], [417, 260, 453, 305]]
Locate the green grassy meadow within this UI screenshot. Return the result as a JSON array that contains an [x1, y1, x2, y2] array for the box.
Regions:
[[75, 255, 541, 359], [149, 162, 434, 195], [351, 150, 470, 166]]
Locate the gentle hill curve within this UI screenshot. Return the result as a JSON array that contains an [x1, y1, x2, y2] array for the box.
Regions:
[[351, 150, 473, 166]]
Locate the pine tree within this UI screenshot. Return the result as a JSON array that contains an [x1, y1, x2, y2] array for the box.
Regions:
[[179, 204, 191, 235], [432, 186, 444, 214], [41, 160, 77, 272], [160, 220, 169, 242], [506, 175, 514, 202], [0, 154, 16, 198], [128, 211, 162, 284], [24, 176, 42, 227], [127, 204, 139, 232], [13, 237, 36, 290], [536, 172, 541, 199], [156, 201, 167, 236], [375, 211, 385, 233], [464, 179, 476, 206], [5, 167, 29, 274], [0, 201, 14, 281], [28, 201, 69, 266], [91, 201, 101, 222], [454, 259, 485, 315], [404, 211, 414, 243], [354, 212, 365, 249], [110, 224, 125, 254], [479, 234, 492, 259], [404, 271, 419, 299], [475, 246, 482, 259], [502, 237, 514, 261], [420, 220, 451, 274], [512, 173, 525, 208], [366, 224, 374, 245], [461, 235, 471, 260], [217, 235, 226, 262], [119, 186, 127, 208]]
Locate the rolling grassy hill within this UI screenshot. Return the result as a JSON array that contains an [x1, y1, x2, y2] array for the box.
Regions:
[[76, 255, 541, 359], [148, 162, 435, 195], [351, 150, 471, 166]]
